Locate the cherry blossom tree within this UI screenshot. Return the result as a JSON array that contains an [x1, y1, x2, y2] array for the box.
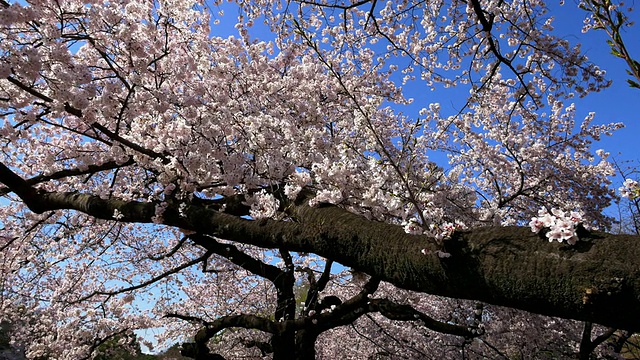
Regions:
[[0, 0, 638, 359]]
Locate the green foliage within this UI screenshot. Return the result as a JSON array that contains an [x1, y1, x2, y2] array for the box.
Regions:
[[626, 79, 640, 89], [583, 0, 640, 90]]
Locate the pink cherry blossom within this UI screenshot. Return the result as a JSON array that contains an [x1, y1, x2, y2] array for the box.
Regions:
[[0, 0, 630, 358]]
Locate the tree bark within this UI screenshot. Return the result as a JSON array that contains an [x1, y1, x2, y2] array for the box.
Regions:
[[185, 200, 640, 332], [295, 330, 318, 360], [3, 169, 640, 332]]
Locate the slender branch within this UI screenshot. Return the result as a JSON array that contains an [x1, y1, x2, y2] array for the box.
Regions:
[[579, 321, 618, 359], [591, 327, 618, 350], [302, 260, 333, 312], [5, 75, 166, 161], [316, 260, 333, 292], [368, 298, 477, 337], [183, 314, 279, 342], [295, 0, 373, 10], [579, 322, 595, 359], [275, 248, 296, 321], [75, 250, 213, 302], [582, 0, 640, 88], [0, 158, 135, 196], [468, 0, 536, 102], [164, 313, 210, 326]]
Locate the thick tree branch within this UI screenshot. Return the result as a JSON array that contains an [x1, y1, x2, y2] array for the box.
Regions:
[[296, 277, 381, 333], [3, 171, 640, 331], [301, 260, 334, 312], [0, 162, 43, 208], [168, 313, 277, 359]]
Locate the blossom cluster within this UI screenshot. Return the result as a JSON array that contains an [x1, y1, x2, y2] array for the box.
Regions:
[[402, 219, 466, 242], [248, 190, 281, 219], [0, 0, 625, 356], [619, 178, 639, 199], [529, 208, 585, 245]]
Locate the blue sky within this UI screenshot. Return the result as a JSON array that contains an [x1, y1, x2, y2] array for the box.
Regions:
[[6, 0, 637, 189], [222, 1, 640, 168], [3, 1, 639, 353], [156, 3, 640, 349], [551, 2, 640, 163]]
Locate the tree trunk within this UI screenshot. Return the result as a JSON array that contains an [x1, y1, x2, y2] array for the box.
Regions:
[[295, 329, 318, 360], [271, 331, 296, 360]]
